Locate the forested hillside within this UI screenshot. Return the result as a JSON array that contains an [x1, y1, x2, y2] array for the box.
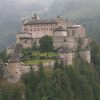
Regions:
[[0, 0, 45, 50], [0, 57, 100, 100], [0, 40, 100, 100], [46, 0, 100, 43]]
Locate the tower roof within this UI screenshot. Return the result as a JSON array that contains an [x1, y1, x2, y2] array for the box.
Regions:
[[32, 13, 40, 20]]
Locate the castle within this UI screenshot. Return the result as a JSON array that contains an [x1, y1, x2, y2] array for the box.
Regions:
[[5, 14, 91, 83], [16, 14, 86, 49], [16, 14, 91, 64]]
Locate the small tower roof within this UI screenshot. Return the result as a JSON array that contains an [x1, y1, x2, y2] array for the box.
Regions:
[[32, 13, 40, 20]]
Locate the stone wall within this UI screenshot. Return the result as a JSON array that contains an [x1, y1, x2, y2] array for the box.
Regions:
[[59, 52, 75, 65], [79, 50, 91, 63], [53, 37, 77, 50], [4, 61, 55, 83], [4, 62, 21, 83], [67, 26, 85, 38], [53, 31, 67, 37]]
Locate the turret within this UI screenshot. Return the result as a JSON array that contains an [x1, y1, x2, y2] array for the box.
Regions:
[[32, 13, 40, 20]]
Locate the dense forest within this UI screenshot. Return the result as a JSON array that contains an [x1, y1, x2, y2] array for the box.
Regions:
[[0, 41, 100, 100], [46, 0, 100, 43]]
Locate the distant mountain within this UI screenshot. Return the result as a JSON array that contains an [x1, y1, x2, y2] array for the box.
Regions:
[[48, 0, 100, 18], [47, 0, 100, 43]]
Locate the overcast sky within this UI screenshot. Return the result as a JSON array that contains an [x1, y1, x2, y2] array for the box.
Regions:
[[11, 0, 53, 4], [4, 0, 53, 7]]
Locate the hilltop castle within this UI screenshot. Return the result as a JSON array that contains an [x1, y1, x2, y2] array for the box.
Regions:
[[16, 14, 86, 49], [5, 14, 91, 83], [15, 14, 91, 64]]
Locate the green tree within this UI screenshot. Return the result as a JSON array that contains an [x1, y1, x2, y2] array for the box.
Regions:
[[90, 40, 100, 65], [0, 82, 24, 100], [39, 35, 53, 53], [38, 62, 46, 81], [32, 41, 38, 52], [0, 51, 9, 63], [21, 48, 32, 61], [77, 37, 83, 57]]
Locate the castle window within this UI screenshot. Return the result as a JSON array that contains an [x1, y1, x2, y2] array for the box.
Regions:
[[24, 40, 27, 44], [24, 29, 27, 30], [64, 39, 66, 42], [72, 30, 74, 36]]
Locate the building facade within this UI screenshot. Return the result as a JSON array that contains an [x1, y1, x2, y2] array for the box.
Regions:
[[16, 14, 87, 49]]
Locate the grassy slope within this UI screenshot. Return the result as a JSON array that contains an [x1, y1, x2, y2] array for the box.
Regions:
[[23, 52, 57, 65]]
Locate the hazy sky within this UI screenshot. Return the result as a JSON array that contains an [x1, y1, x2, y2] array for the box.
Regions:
[[12, 0, 53, 4], [8, 0, 53, 6]]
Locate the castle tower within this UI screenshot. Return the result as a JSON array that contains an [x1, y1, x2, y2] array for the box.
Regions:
[[5, 61, 21, 83], [5, 44, 22, 83]]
